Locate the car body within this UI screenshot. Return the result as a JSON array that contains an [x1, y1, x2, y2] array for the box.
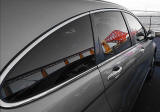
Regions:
[[0, 0, 156, 112]]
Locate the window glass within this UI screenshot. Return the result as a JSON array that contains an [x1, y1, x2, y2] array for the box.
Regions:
[[0, 15, 96, 102], [92, 11, 131, 62], [124, 13, 146, 43]]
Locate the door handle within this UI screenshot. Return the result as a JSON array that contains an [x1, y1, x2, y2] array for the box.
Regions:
[[107, 66, 122, 80], [140, 47, 145, 53]]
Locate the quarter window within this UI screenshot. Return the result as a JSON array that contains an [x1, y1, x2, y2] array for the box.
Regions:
[[0, 15, 96, 102], [92, 11, 131, 62]]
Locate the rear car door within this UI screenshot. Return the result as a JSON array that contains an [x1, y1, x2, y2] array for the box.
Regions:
[[91, 10, 146, 112], [0, 14, 111, 112]]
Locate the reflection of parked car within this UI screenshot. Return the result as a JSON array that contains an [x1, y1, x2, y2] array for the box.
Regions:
[[0, 0, 156, 112]]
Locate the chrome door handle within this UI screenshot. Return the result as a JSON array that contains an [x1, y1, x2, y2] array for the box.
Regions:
[[140, 47, 145, 53], [107, 66, 122, 80]]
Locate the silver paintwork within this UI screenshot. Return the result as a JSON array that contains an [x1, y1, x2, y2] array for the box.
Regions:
[[1, 68, 105, 112], [0, 0, 126, 71], [98, 43, 146, 112], [0, 12, 89, 83], [97, 43, 141, 68], [0, 8, 131, 108], [0, 12, 90, 108], [0, 66, 98, 108], [0, 1, 156, 112]]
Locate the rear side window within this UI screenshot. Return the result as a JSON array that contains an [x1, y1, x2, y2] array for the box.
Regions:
[[124, 13, 146, 44], [91, 11, 131, 62], [0, 15, 96, 102]]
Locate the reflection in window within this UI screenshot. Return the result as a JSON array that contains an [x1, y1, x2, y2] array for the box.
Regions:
[[124, 13, 145, 43], [102, 30, 128, 53], [92, 11, 131, 61], [0, 15, 96, 102]]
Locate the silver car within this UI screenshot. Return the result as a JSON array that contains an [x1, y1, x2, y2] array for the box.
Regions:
[[0, 0, 157, 112]]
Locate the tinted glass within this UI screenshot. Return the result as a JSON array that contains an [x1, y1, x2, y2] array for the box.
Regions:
[[92, 11, 131, 62], [124, 13, 146, 43], [0, 15, 96, 102]]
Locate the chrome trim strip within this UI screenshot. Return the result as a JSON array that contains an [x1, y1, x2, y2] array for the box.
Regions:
[[0, 8, 137, 108], [0, 12, 89, 84], [0, 66, 97, 108], [89, 8, 137, 67], [0, 12, 90, 108], [90, 8, 131, 14], [98, 43, 140, 68]]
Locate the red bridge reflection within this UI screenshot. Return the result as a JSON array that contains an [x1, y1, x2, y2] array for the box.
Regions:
[[102, 30, 128, 53], [105, 30, 128, 43]]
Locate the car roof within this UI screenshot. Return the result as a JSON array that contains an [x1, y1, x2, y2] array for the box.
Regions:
[[0, 0, 126, 71]]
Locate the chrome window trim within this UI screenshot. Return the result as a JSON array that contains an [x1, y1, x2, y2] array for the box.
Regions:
[[0, 66, 97, 108], [0, 12, 89, 85], [0, 12, 93, 108], [97, 43, 141, 68], [90, 8, 133, 14], [122, 12, 148, 37], [0, 8, 136, 108], [89, 8, 138, 67]]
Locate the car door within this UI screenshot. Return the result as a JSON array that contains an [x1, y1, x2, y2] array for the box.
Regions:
[[123, 12, 156, 110], [0, 14, 112, 112], [91, 10, 147, 112]]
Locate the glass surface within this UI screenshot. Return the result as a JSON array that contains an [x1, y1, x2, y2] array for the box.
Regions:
[[0, 15, 96, 102], [124, 13, 146, 43], [92, 11, 131, 62]]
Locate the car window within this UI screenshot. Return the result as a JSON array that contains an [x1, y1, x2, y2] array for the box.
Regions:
[[124, 13, 146, 44], [91, 11, 131, 62], [0, 15, 96, 102]]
